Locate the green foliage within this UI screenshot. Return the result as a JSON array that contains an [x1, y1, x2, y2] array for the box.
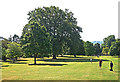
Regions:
[[8, 35, 12, 42], [13, 34, 20, 43], [61, 42, 70, 55], [2, 39, 9, 49], [84, 41, 95, 56], [6, 42, 22, 62], [1, 39, 10, 61], [102, 47, 109, 55], [2, 48, 7, 61], [8, 34, 20, 43], [108, 39, 120, 56], [103, 35, 115, 48], [101, 35, 120, 56], [69, 40, 85, 57], [94, 43, 102, 55], [21, 21, 52, 64], [26, 6, 83, 59]]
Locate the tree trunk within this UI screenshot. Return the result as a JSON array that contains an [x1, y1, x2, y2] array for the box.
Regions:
[[61, 54, 63, 57], [11, 58, 15, 63], [74, 55, 76, 58], [53, 54, 56, 59], [34, 54, 37, 64], [3, 56, 6, 62], [13, 58, 15, 63], [15, 57, 17, 61], [3, 58, 6, 62]]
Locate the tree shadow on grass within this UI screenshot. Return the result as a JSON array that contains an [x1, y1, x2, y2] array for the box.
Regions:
[[2, 60, 10, 62], [1, 65, 9, 69], [63, 56, 85, 58], [17, 60, 28, 61], [38, 59, 109, 62], [2, 60, 28, 64], [7, 62, 28, 64], [29, 63, 67, 66], [2, 65, 9, 67], [13, 62, 28, 64]]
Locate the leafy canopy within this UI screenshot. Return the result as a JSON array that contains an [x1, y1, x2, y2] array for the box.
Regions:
[[84, 41, 95, 56], [108, 39, 120, 56], [26, 6, 83, 59], [6, 42, 22, 58], [21, 21, 52, 56]]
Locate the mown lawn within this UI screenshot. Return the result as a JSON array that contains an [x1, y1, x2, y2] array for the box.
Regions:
[[1, 55, 119, 80]]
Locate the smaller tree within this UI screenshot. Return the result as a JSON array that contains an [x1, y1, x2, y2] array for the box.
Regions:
[[108, 39, 120, 56], [6, 42, 22, 63], [103, 35, 115, 48], [94, 43, 102, 55], [102, 47, 109, 55], [69, 39, 85, 57], [1, 39, 10, 61], [13, 34, 20, 43], [8, 35, 12, 42], [84, 41, 95, 56], [2, 48, 7, 61]]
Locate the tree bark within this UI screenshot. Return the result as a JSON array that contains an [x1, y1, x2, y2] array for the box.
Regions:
[[61, 54, 63, 57], [34, 54, 37, 64], [15, 57, 17, 61], [11, 58, 15, 63], [53, 54, 56, 59], [74, 55, 76, 58], [3, 56, 6, 62], [13, 58, 15, 63]]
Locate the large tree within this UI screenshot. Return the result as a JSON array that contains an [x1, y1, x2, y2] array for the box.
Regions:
[[21, 21, 52, 64], [26, 6, 83, 59]]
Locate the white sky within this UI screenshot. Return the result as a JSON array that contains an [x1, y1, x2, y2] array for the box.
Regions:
[[0, 0, 119, 41]]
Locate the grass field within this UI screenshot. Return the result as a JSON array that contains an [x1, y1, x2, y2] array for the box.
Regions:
[[1, 55, 119, 80]]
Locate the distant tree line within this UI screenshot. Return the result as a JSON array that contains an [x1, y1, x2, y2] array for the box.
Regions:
[[1, 6, 120, 64], [101, 35, 120, 56], [83, 35, 120, 56]]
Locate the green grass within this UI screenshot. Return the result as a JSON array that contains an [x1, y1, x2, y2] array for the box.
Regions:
[[1, 55, 119, 80]]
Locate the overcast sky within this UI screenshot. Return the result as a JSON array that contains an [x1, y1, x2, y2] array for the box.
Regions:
[[0, 0, 119, 41]]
